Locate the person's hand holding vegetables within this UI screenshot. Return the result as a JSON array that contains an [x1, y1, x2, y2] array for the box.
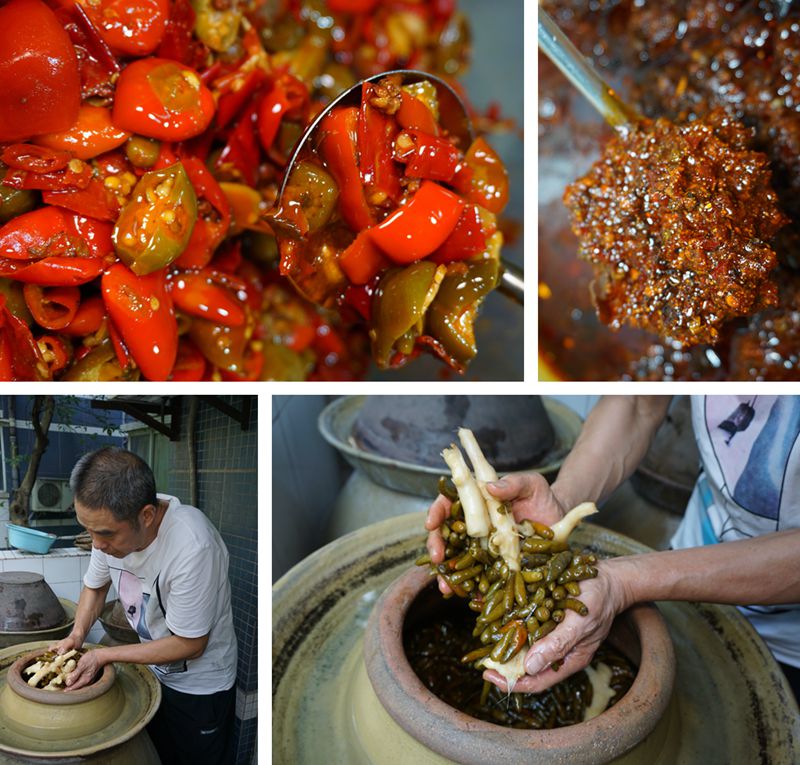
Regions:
[[426, 472, 568, 595]]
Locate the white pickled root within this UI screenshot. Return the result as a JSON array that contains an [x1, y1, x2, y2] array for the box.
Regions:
[[442, 444, 490, 538], [583, 663, 615, 721], [551, 502, 598, 544], [458, 428, 521, 572], [482, 651, 527, 692]]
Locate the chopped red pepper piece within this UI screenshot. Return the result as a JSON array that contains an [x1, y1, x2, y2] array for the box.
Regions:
[[453, 137, 509, 215], [169, 270, 246, 327], [0, 0, 81, 141], [431, 203, 494, 263], [101, 264, 178, 380], [33, 105, 130, 161], [396, 91, 439, 136], [339, 230, 391, 285], [157, 0, 208, 70], [1, 145, 72, 174], [168, 338, 207, 381], [23, 284, 81, 330], [0, 256, 106, 286], [0, 294, 46, 380], [60, 295, 106, 337], [113, 58, 215, 141], [77, 0, 169, 57], [397, 130, 462, 183], [369, 181, 465, 263], [358, 82, 402, 205], [318, 106, 374, 232], [37, 334, 70, 375]]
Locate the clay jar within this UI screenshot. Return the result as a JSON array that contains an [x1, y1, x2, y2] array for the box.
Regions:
[[0, 648, 123, 742], [364, 567, 676, 765]]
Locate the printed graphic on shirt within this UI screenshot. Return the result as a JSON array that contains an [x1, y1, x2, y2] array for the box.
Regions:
[[109, 565, 186, 675], [118, 570, 152, 640], [704, 396, 800, 535]]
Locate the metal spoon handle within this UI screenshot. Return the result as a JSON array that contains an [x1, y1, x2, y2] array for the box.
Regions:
[[538, 8, 640, 130], [499, 259, 524, 305]]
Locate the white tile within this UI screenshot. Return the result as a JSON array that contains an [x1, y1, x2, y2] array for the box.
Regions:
[[43, 556, 81, 584], [2, 557, 44, 574], [79, 557, 92, 579], [50, 581, 81, 603]]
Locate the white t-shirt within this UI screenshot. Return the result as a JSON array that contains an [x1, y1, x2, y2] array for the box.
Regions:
[[671, 396, 800, 667], [84, 494, 238, 694]]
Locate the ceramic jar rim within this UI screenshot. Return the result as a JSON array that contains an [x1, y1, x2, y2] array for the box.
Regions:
[[6, 647, 116, 705], [364, 566, 676, 765]]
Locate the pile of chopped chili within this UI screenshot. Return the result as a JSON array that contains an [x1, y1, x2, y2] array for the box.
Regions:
[[564, 109, 787, 346], [0, 0, 481, 380], [540, 0, 800, 379]]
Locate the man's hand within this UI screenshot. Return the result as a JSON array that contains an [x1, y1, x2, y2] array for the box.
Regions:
[[65, 648, 107, 691], [50, 633, 84, 656], [483, 560, 630, 693], [425, 472, 569, 595]]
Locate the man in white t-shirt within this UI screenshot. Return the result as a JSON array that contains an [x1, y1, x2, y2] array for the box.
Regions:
[[426, 396, 800, 705], [52, 447, 238, 765]]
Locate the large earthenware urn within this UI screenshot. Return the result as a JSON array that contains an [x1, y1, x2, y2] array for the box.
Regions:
[[0, 641, 161, 764], [362, 567, 676, 765]]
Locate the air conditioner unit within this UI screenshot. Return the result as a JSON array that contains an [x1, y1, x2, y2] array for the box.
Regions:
[[31, 478, 73, 513]]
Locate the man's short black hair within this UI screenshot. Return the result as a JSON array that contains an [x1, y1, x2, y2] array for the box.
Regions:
[[70, 447, 157, 524]]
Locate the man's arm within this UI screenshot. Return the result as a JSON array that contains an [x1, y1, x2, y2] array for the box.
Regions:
[[501, 529, 800, 694], [66, 633, 210, 691], [548, 395, 673, 510], [51, 581, 111, 654]]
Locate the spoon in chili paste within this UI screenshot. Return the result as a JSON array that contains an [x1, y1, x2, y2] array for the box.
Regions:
[[269, 70, 523, 373], [539, 9, 787, 348]]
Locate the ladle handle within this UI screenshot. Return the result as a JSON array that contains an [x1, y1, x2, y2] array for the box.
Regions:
[[538, 8, 640, 130], [499, 260, 524, 305]]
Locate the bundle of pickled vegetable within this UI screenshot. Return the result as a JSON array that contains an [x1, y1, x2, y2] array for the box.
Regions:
[[22, 649, 86, 691]]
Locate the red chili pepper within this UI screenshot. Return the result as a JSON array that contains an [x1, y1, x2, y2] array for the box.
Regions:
[[113, 58, 215, 142], [36, 335, 69, 375], [33, 105, 130, 161], [1, 144, 72, 174], [218, 348, 263, 381], [102, 264, 178, 380], [106, 317, 133, 371], [327, 0, 379, 11], [169, 270, 246, 327], [257, 74, 309, 153], [451, 137, 509, 215], [216, 69, 267, 129], [0, 0, 81, 141], [318, 107, 374, 232], [358, 82, 402, 205], [157, 0, 208, 70], [217, 100, 261, 187], [23, 284, 81, 330], [60, 295, 106, 337], [0, 256, 106, 286], [77, 0, 169, 57], [286, 323, 316, 353], [369, 181, 465, 263], [56, 3, 120, 99], [2, 160, 93, 192], [431, 204, 494, 263], [339, 230, 391, 285], [343, 283, 373, 321], [42, 179, 121, 222], [397, 130, 462, 182], [175, 157, 232, 269], [396, 94, 438, 135], [0, 294, 45, 380], [169, 338, 207, 380]]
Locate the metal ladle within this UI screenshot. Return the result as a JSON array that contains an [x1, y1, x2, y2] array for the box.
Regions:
[[277, 69, 524, 305], [538, 8, 641, 130]]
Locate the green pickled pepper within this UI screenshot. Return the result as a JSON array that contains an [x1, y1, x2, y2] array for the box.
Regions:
[[113, 163, 198, 276]]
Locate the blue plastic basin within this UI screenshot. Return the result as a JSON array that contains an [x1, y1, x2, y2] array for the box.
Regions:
[[6, 523, 57, 554]]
